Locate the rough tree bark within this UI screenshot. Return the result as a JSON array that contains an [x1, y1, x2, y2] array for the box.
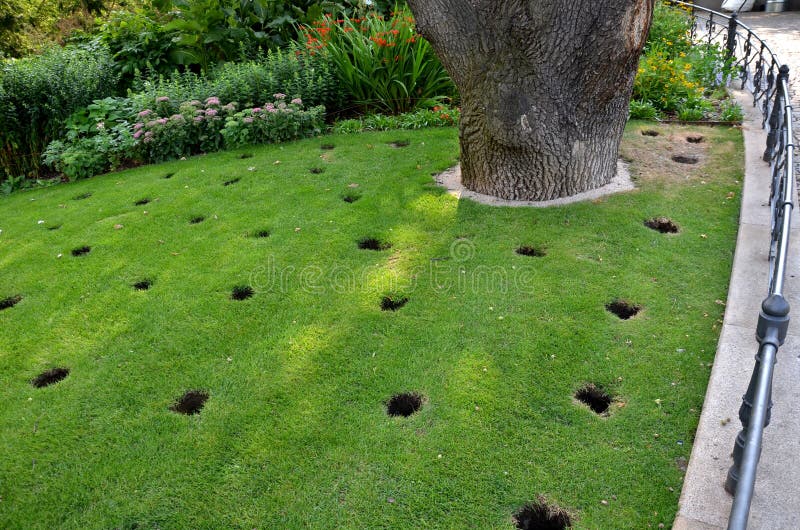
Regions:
[[407, 0, 655, 200]]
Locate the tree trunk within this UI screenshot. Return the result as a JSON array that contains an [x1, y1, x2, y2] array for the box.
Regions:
[[407, 0, 655, 201]]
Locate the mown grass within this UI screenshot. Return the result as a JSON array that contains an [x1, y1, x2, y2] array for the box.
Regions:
[[0, 124, 742, 529]]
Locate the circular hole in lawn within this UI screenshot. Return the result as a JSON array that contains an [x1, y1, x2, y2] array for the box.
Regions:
[[223, 177, 240, 186], [386, 392, 423, 417], [170, 390, 209, 415], [252, 229, 271, 238], [605, 299, 641, 320], [133, 279, 152, 291], [162, 172, 175, 179], [574, 384, 612, 414], [320, 143, 335, 150], [309, 167, 325, 174], [388, 140, 410, 148], [342, 192, 361, 203], [381, 295, 408, 311], [686, 135, 705, 143], [357, 237, 391, 251], [671, 155, 699, 165], [513, 499, 572, 530], [71, 245, 91, 257], [641, 129, 659, 137], [47, 224, 62, 231], [644, 217, 679, 234], [231, 285, 254, 301], [189, 215, 205, 225], [134, 197, 151, 206], [0, 294, 22, 310], [239, 153, 253, 159], [31, 367, 70, 388], [516, 245, 546, 257]]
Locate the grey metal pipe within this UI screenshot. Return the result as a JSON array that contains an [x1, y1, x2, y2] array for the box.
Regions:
[[727, 341, 779, 529], [771, 87, 795, 297]]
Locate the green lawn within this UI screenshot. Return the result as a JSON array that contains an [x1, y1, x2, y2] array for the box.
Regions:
[[0, 124, 742, 529]]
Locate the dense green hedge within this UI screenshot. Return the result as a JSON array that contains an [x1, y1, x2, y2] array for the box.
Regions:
[[0, 43, 118, 179]]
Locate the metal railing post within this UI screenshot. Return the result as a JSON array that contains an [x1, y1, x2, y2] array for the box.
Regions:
[[726, 13, 738, 60], [764, 65, 790, 162], [725, 295, 790, 528]]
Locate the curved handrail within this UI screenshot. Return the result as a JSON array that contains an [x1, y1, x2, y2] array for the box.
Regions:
[[665, 2, 795, 529]]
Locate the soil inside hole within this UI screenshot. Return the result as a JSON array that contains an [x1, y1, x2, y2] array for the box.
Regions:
[[575, 384, 612, 414], [239, 153, 253, 159], [309, 167, 325, 174], [71, 245, 91, 257], [73, 192, 92, 200], [133, 279, 152, 291], [686, 135, 705, 143], [163, 172, 175, 179], [223, 178, 240, 186], [641, 130, 659, 137], [170, 390, 209, 415], [516, 245, 546, 257], [189, 216, 205, 224], [135, 198, 151, 206], [320, 143, 335, 150], [381, 295, 408, 311], [231, 285, 254, 300], [47, 224, 62, 231], [513, 500, 572, 530], [388, 140, 410, 148], [0, 294, 22, 310], [645, 217, 679, 233], [31, 367, 70, 388], [358, 237, 391, 251], [342, 193, 361, 203], [387, 392, 423, 417], [671, 155, 699, 164], [253, 229, 271, 238], [606, 299, 641, 320]]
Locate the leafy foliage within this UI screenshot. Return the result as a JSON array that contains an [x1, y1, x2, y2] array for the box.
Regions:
[[0, 43, 118, 179], [130, 45, 343, 113], [97, 9, 179, 88], [632, 1, 741, 121], [220, 95, 325, 148], [300, 7, 455, 114], [333, 103, 458, 133]]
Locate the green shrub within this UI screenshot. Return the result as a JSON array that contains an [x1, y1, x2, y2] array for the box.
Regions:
[[633, 1, 737, 120], [634, 50, 705, 113], [628, 100, 659, 120], [300, 7, 456, 114], [0, 44, 118, 180], [646, 1, 694, 55], [221, 95, 325, 148], [333, 104, 459, 133], [677, 106, 706, 121], [719, 99, 744, 123], [98, 10, 179, 89], [130, 47, 343, 116]]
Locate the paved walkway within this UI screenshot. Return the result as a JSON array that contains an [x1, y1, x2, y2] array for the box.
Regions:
[[674, 13, 800, 530]]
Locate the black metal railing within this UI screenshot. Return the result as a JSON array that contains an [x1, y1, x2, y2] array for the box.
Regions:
[[667, 2, 795, 528]]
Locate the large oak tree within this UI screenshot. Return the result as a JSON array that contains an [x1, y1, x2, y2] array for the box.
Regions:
[[407, 0, 656, 200]]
